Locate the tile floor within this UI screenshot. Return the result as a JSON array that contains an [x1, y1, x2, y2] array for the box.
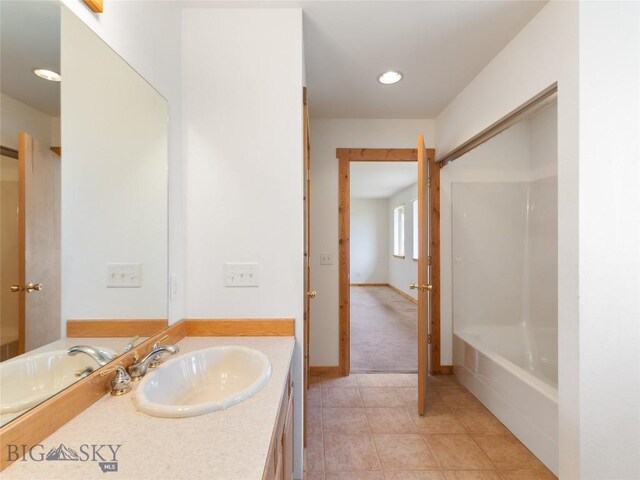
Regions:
[[304, 373, 556, 480]]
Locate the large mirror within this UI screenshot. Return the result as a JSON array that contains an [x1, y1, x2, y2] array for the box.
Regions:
[[0, 1, 168, 427]]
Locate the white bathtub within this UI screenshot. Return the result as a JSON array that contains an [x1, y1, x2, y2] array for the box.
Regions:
[[453, 325, 558, 475]]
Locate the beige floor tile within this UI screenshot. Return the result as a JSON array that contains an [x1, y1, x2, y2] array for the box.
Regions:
[[323, 408, 371, 433], [424, 434, 495, 470], [374, 434, 439, 470], [356, 374, 418, 388], [385, 472, 445, 480], [366, 407, 418, 433], [409, 407, 467, 434], [310, 383, 323, 407], [323, 432, 382, 471], [442, 472, 502, 480], [308, 405, 323, 434], [473, 435, 546, 471], [404, 391, 448, 410], [500, 470, 557, 480], [434, 387, 482, 407], [322, 375, 359, 388], [325, 472, 386, 480], [323, 387, 364, 408], [305, 473, 326, 480], [362, 387, 419, 408], [360, 387, 409, 407], [305, 433, 325, 472], [450, 408, 508, 434]]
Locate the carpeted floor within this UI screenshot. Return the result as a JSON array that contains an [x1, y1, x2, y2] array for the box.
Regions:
[[350, 286, 418, 373]]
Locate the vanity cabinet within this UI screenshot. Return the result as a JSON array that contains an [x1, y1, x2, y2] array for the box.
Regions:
[[263, 367, 294, 480]]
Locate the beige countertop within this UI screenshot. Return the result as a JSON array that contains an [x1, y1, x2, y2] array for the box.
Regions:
[[3, 336, 295, 480]]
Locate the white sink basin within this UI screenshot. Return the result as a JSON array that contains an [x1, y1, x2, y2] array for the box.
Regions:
[[133, 345, 272, 418], [0, 348, 117, 414]]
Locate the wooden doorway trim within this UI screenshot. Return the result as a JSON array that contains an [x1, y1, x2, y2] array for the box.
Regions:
[[336, 147, 442, 376]]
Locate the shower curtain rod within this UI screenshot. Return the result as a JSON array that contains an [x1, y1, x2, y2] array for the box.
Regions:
[[437, 83, 558, 167]]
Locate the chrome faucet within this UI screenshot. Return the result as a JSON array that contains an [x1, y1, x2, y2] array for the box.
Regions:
[[128, 343, 179, 381], [67, 345, 116, 366]]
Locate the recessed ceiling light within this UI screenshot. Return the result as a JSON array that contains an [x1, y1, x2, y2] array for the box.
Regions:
[[33, 68, 61, 82], [378, 70, 403, 85]]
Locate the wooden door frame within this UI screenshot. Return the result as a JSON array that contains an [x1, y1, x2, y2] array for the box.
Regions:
[[336, 147, 445, 376], [1, 145, 23, 355]]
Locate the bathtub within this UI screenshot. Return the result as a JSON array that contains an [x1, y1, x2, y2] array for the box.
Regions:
[[453, 325, 558, 475]]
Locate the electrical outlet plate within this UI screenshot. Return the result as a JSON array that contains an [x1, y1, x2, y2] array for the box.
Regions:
[[320, 253, 333, 265], [224, 263, 259, 287], [107, 263, 142, 288]]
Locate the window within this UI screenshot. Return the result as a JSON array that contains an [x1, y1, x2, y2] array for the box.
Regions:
[[412, 199, 418, 260], [393, 205, 405, 257]]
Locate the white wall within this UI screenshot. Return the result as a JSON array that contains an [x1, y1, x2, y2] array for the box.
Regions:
[[350, 198, 389, 284], [388, 183, 418, 300], [181, 9, 304, 476], [61, 9, 167, 323], [61, 0, 184, 323], [577, 3, 640, 478], [0, 93, 56, 149], [309, 119, 434, 367]]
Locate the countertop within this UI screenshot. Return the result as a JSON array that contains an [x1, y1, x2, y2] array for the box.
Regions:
[[2, 335, 295, 480]]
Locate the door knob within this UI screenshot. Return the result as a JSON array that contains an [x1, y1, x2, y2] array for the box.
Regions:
[[409, 283, 433, 292], [306, 290, 317, 299], [26, 283, 42, 292], [11, 283, 42, 293]]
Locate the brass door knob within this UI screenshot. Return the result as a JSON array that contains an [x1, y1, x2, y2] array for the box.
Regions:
[[306, 290, 317, 299], [409, 283, 433, 292], [11, 283, 42, 293], [26, 283, 42, 293]]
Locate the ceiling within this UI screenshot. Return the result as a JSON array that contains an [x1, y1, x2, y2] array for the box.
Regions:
[[1, 1, 60, 116], [303, 1, 546, 118], [0, 1, 546, 120], [351, 162, 417, 199]]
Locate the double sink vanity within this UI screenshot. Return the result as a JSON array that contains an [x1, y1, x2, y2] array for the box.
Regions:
[[1, 320, 296, 479]]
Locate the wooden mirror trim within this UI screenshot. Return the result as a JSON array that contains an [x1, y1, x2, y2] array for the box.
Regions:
[[83, 0, 103, 14]]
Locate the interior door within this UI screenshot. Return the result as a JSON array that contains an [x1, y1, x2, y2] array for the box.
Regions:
[[416, 134, 431, 415], [17, 132, 61, 353], [302, 88, 314, 444]]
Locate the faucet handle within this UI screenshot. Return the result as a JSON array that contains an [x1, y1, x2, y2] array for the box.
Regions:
[[100, 366, 132, 396], [149, 335, 176, 369], [152, 334, 169, 349]]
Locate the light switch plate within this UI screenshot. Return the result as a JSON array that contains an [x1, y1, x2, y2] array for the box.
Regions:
[[107, 263, 142, 288], [320, 253, 333, 265], [224, 263, 259, 287]]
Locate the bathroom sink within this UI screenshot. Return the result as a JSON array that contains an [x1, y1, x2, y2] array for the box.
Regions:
[[0, 348, 117, 414], [133, 346, 272, 418]]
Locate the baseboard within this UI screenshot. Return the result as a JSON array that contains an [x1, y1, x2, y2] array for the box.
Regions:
[[350, 283, 388, 287], [309, 366, 340, 377], [387, 283, 418, 304]]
